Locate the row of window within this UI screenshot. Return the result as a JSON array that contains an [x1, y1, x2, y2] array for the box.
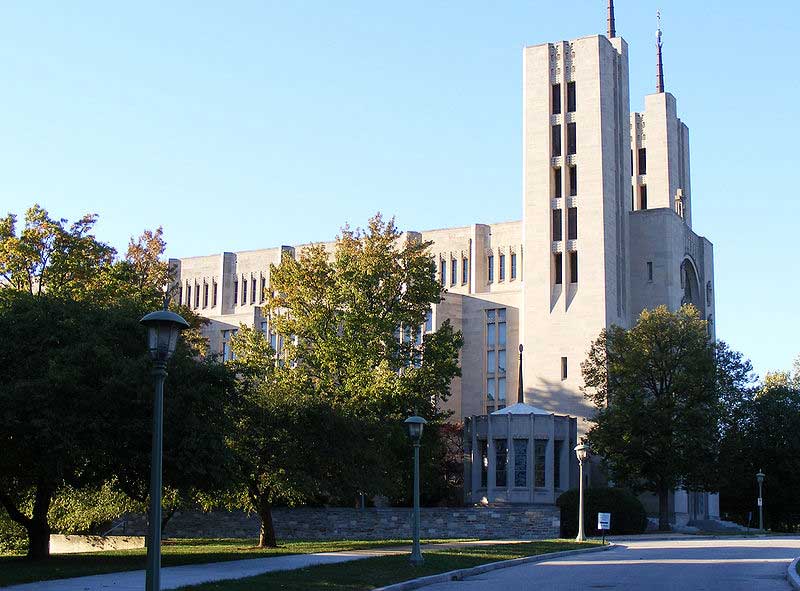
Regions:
[[552, 82, 576, 115], [552, 123, 577, 157], [552, 207, 578, 242], [480, 438, 565, 489], [488, 253, 518, 283], [553, 252, 578, 285], [439, 253, 519, 286], [233, 276, 267, 306], [553, 165, 578, 199], [181, 281, 218, 310]]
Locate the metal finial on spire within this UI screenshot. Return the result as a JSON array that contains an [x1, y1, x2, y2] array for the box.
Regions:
[[607, 0, 616, 38], [517, 344, 524, 404], [656, 10, 665, 93]]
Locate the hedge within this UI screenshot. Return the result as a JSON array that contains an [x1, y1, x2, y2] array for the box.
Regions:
[[556, 487, 647, 537]]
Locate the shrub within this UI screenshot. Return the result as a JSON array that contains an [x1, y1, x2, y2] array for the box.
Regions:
[[556, 487, 647, 537]]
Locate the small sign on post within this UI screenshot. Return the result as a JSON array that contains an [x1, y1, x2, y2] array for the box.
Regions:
[[597, 512, 611, 544], [758, 498, 763, 507]]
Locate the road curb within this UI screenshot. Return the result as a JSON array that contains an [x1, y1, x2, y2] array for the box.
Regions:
[[373, 543, 615, 591], [787, 556, 800, 590]]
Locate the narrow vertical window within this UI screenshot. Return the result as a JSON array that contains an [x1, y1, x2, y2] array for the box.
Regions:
[[194, 284, 199, 308], [640, 185, 648, 210], [242, 279, 247, 304], [212, 281, 218, 307], [567, 207, 578, 240], [567, 81, 576, 113], [425, 309, 433, 332], [569, 251, 578, 283], [203, 283, 209, 308], [552, 125, 562, 157], [554, 253, 563, 285], [480, 441, 488, 488], [440, 260, 446, 286], [552, 83, 561, 115], [553, 168, 562, 199], [498, 377, 506, 406], [647, 261, 653, 282], [554, 440, 564, 489], [514, 439, 528, 487], [462, 258, 469, 284], [561, 356, 568, 380], [552, 209, 563, 241], [488, 255, 494, 282], [233, 280, 238, 304], [251, 279, 256, 304], [510, 253, 517, 279], [260, 277, 266, 302], [534, 440, 547, 487], [638, 148, 647, 175], [499, 254, 506, 281], [495, 440, 508, 488], [569, 165, 577, 196], [186, 284, 191, 307], [567, 123, 577, 155], [178, 285, 183, 306], [451, 259, 457, 286]]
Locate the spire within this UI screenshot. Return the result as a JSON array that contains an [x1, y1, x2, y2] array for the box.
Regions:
[[607, 0, 616, 38], [517, 344, 524, 404], [656, 10, 665, 93]]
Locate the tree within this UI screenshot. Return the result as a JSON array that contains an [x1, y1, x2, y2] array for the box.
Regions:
[[227, 214, 463, 546], [582, 305, 719, 531]]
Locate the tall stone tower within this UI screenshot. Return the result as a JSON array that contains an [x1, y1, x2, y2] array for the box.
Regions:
[[520, 31, 632, 420]]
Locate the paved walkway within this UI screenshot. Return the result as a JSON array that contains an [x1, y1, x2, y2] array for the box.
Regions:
[[417, 537, 800, 591], [3, 540, 530, 591]]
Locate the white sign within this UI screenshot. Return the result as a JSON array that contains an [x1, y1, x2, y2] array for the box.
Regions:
[[597, 512, 611, 530], [758, 498, 763, 507]]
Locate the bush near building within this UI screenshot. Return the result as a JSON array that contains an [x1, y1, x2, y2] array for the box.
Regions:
[[556, 487, 647, 537]]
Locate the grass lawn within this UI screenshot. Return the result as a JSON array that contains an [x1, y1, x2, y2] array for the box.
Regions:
[[180, 540, 602, 591], [0, 538, 472, 587]]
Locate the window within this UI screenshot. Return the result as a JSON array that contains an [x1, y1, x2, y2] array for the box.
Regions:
[[552, 125, 562, 157], [552, 83, 561, 115], [242, 279, 247, 304], [495, 440, 508, 488], [251, 279, 256, 304], [498, 349, 506, 374], [552, 209, 563, 241], [640, 185, 648, 210], [499, 254, 505, 281], [425, 309, 433, 332], [203, 283, 209, 308], [488, 255, 494, 282], [569, 165, 577, 196], [212, 281, 218, 307], [510, 254, 517, 279], [554, 440, 564, 489], [440, 259, 446, 286], [534, 440, 547, 488], [647, 261, 653, 282], [487, 378, 495, 403], [178, 285, 183, 306], [480, 441, 488, 487], [567, 81, 576, 113], [638, 148, 647, 175], [498, 377, 506, 405], [451, 259, 457, 286], [553, 168, 562, 199], [569, 251, 578, 283], [194, 284, 200, 308], [486, 308, 507, 411], [567, 207, 577, 240], [567, 123, 576, 155], [260, 277, 266, 303], [233, 280, 238, 304], [561, 356, 568, 380], [186, 284, 191, 307], [462, 258, 469, 284], [487, 350, 496, 375], [514, 439, 528, 487], [554, 253, 563, 285]]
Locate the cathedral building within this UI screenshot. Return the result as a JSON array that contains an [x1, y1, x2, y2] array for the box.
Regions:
[[172, 3, 717, 523]]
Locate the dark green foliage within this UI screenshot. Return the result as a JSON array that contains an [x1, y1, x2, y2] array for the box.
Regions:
[[556, 487, 647, 537]]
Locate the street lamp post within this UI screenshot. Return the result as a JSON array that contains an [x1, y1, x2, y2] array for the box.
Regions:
[[574, 444, 589, 542], [404, 415, 427, 566], [756, 469, 765, 531], [140, 305, 189, 591]]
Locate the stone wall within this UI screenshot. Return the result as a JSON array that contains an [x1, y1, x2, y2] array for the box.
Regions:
[[50, 534, 144, 554], [124, 506, 561, 541]]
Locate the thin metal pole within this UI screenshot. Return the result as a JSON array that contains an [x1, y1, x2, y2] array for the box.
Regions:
[[576, 458, 586, 542], [758, 481, 764, 531], [146, 363, 167, 591], [410, 442, 423, 566]]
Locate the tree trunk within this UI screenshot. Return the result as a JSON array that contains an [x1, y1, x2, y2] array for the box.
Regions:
[[658, 484, 671, 532], [26, 484, 53, 560], [257, 497, 277, 548], [161, 507, 177, 534]]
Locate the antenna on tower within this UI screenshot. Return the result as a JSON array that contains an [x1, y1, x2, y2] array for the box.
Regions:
[[607, 0, 617, 38], [656, 10, 665, 93]]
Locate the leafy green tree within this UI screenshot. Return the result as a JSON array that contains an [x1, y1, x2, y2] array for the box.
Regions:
[[582, 305, 719, 531], [227, 214, 463, 546]]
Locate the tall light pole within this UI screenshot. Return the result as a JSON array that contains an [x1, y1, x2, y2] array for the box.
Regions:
[[140, 304, 189, 591], [574, 444, 589, 542], [756, 469, 765, 531], [405, 415, 427, 566]]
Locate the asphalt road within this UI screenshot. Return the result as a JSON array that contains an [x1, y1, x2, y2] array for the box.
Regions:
[[420, 537, 800, 591]]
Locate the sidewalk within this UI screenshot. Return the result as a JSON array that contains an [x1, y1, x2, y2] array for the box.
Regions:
[[3, 540, 531, 591]]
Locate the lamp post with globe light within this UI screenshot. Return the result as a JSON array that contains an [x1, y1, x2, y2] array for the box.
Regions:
[[574, 444, 589, 542], [405, 415, 427, 566], [140, 302, 189, 591]]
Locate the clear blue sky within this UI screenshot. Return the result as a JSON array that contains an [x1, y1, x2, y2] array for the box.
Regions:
[[0, 1, 796, 378]]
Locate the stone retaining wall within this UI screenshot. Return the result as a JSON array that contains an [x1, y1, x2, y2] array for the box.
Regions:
[[50, 534, 145, 554], [124, 506, 560, 541]]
